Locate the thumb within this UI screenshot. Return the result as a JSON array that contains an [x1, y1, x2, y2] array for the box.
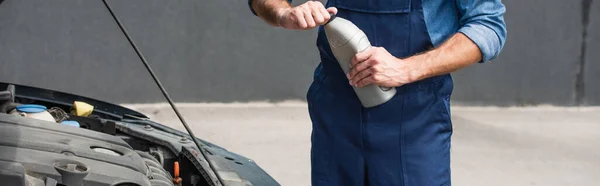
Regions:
[[326, 7, 338, 15]]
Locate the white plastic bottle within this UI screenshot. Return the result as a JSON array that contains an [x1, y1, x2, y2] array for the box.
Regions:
[[324, 15, 396, 108], [10, 104, 56, 122]]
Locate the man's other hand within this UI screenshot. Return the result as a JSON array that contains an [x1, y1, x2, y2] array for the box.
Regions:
[[348, 47, 423, 88], [276, 1, 337, 30]]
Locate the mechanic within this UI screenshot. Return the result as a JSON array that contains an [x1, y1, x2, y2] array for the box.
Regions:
[[248, 0, 506, 185]]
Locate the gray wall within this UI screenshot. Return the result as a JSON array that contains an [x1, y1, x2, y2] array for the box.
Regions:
[[585, 0, 600, 105], [0, 0, 598, 106]]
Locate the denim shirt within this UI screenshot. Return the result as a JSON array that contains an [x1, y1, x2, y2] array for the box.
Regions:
[[248, 0, 507, 63]]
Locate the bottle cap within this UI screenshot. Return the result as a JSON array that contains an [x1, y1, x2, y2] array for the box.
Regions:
[[16, 104, 47, 113], [325, 13, 337, 25]]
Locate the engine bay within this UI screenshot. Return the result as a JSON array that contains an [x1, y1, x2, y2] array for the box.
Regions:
[[0, 84, 225, 186]]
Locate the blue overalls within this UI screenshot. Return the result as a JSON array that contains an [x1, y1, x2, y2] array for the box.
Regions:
[[307, 0, 454, 185]]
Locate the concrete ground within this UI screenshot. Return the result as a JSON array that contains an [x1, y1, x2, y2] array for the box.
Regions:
[[124, 102, 600, 186]]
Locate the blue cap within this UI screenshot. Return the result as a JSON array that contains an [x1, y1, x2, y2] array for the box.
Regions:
[[61, 120, 80, 128], [16, 104, 47, 113]]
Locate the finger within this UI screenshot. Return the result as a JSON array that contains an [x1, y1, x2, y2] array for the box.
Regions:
[[326, 7, 338, 15], [350, 67, 374, 86], [319, 6, 330, 21], [311, 1, 329, 24], [355, 75, 374, 88], [311, 6, 325, 24], [304, 9, 316, 28], [348, 59, 375, 79], [350, 48, 374, 68], [295, 10, 308, 29]]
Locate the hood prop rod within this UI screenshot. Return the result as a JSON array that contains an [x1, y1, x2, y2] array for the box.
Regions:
[[101, 0, 223, 184]]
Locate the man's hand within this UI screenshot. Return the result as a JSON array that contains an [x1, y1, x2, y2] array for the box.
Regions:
[[348, 47, 421, 88], [276, 1, 337, 30], [348, 33, 484, 88]]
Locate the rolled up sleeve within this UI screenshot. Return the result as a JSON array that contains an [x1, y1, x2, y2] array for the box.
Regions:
[[456, 0, 507, 63]]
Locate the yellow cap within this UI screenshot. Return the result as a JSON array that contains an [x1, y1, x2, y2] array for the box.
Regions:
[[72, 101, 94, 117]]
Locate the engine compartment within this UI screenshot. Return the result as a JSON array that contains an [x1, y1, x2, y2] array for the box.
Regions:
[[0, 84, 214, 186]]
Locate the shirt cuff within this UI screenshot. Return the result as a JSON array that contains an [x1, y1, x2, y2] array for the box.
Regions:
[[458, 23, 502, 63], [248, 0, 258, 16]]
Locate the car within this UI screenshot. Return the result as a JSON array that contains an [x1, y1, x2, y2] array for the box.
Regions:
[[0, 81, 280, 186]]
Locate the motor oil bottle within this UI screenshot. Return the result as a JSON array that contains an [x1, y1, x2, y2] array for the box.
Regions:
[[323, 15, 396, 108]]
